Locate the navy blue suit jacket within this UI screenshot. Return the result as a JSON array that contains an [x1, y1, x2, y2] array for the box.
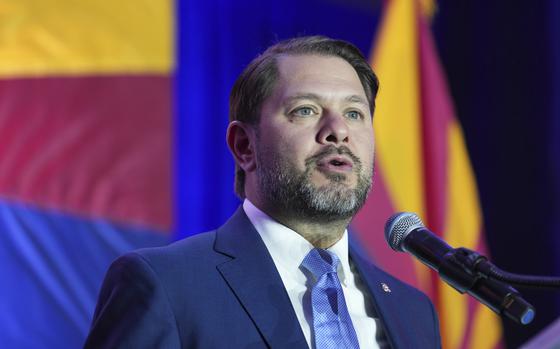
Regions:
[[84, 207, 441, 348]]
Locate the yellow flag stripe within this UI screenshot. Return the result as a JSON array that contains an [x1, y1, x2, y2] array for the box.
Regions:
[[372, 0, 432, 293], [440, 121, 477, 348], [445, 120, 482, 250], [373, 0, 425, 219], [0, 0, 173, 77], [372, 0, 502, 348], [445, 115, 502, 349], [470, 304, 502, 349], [439, 282, 467, 349]]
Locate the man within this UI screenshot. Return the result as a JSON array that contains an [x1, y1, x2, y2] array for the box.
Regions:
[[84, 36, 441, 348]]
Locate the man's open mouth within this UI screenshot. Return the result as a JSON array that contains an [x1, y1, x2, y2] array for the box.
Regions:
[[317, 156, 354, 172]]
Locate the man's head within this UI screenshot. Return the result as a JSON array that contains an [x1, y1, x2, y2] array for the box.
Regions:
[[227, 36, 378, 222]]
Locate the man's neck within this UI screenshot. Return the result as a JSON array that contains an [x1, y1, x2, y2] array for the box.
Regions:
[[248, 199, 350, 249], [277, 217, 349, 249]]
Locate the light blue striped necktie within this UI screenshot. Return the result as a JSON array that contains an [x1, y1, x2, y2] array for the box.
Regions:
[[301, 248, 360, 349]]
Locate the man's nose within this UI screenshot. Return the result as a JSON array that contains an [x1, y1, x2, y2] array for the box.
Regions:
[[316, 112, 349, 145]]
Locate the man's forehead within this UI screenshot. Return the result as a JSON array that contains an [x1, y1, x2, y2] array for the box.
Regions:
[[276, 54, 357, 78], [273, 54, 368, 102]]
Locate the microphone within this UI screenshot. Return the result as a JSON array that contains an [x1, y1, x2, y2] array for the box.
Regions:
[[385, 212, 535, 325]]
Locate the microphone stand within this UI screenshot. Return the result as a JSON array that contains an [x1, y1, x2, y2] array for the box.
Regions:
[[439, 247, 560, 325], [453, 247, 560, 289]]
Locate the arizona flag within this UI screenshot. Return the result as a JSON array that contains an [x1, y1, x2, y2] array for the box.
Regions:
[[0, 1, 174, 347], [352, 0, 503, 348]]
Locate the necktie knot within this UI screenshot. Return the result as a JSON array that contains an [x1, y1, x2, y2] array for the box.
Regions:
[[301, 248, 341, 280]]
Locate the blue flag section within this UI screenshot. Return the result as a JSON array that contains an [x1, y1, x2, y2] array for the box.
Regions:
[[0, 200, 168, 348]]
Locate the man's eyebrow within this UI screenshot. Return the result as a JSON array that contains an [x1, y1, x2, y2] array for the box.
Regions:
[[345, 95, 369, 108], [282, 93, 369, 108], [282, 93, 322, 106]]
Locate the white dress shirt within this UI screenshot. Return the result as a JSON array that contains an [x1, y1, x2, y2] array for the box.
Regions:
[[243, 199, 387, 349]]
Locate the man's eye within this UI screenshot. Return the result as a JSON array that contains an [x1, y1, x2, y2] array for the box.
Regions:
[[346, 110, 362, 120], [292, 107, 316, 117]]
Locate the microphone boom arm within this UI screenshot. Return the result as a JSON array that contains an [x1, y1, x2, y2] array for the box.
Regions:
[[403, 228, 536, 325], [439, 247, 535, 325]]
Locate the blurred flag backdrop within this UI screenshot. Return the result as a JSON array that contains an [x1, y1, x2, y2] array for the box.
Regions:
[[0, 1, 174, 347], [352, 0, 501, 348], [1, 0, 559, 348]]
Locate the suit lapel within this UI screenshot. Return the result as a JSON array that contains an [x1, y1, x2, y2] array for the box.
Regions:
[[350, 246, 415, 349], [214, 207, 308, 349]]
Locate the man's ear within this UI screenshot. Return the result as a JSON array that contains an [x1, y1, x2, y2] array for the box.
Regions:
[[226, 121, 257, 172]]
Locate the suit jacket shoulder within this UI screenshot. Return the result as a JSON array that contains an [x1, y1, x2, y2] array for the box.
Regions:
[[85, 209, 308, 349], [84, 248, 183, 348]]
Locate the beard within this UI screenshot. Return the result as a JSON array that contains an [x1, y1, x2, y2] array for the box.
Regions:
[[256, 144, 373, 222]]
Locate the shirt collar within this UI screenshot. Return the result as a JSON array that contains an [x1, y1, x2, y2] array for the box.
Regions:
[[243, 199, 351, 285]]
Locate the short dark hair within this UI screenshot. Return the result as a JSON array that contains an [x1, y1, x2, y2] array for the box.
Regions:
[[229, 36, 379, 198]]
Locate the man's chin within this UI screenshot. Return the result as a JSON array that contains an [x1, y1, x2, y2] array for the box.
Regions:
[[303, 192, 361, 221], [312, 171, 358, 187]]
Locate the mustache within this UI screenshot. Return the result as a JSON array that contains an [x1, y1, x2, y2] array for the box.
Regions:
[[305, 145, 362, 167]]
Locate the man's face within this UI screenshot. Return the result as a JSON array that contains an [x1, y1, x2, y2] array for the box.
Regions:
[[253, 54, 375, 221]]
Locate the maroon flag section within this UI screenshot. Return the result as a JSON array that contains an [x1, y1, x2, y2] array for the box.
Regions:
[[0, 75, 172, 231]]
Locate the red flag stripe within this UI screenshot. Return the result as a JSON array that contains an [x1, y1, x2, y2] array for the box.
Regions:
[[0, 75, 172, 231]]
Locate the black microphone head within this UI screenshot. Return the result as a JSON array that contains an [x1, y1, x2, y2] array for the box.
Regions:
[[385, 212, 425, 252]]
